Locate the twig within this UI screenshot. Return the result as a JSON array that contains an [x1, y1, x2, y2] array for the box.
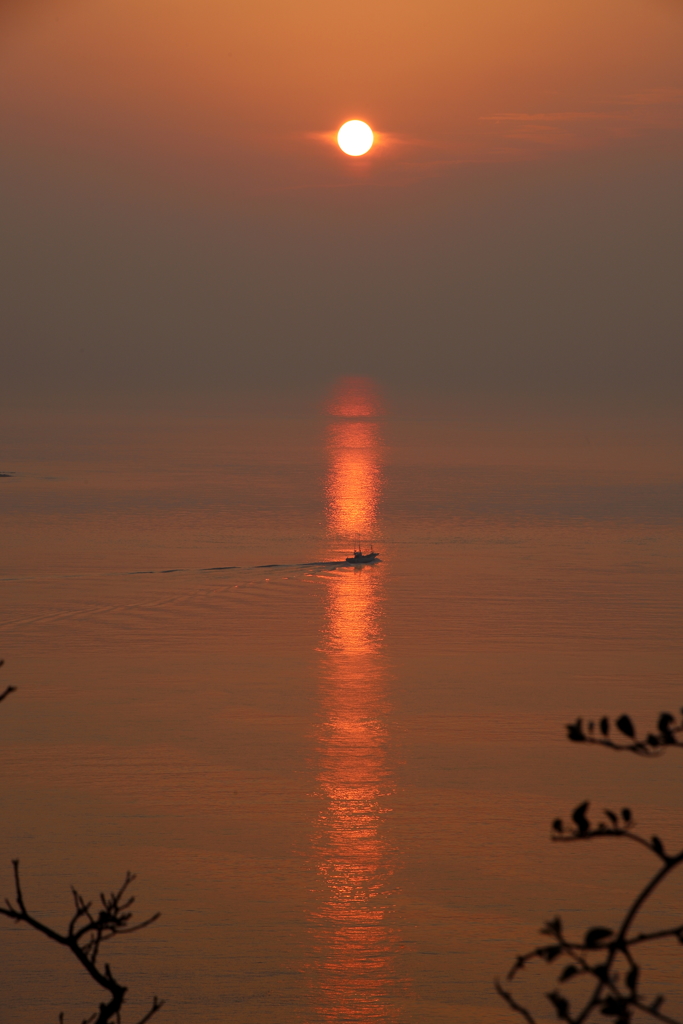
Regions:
[[498, 707, 683, 1023], [566, 710, 683, 756], [0, 659, 16, 703], [0, 862, 163, 1024], [495, 979, 538, 1023]]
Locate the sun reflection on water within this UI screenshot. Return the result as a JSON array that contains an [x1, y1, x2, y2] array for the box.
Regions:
[[326, 420, 382, 543], [311, 378, 402, 1022]]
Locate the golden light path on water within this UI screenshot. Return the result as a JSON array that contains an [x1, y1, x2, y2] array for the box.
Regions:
[[325, 418, 381, 542], [311, 378, 402, 1022]]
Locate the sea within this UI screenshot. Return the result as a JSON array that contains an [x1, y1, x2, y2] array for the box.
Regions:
[[1, 379, 682, 1023]]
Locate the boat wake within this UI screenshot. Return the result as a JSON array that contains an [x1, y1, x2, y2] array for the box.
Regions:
[[1, 559, 380, 584]]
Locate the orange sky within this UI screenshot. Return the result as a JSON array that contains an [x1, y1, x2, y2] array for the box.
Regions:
[[1, 0, 681, 408], [2, 0, 682, 191]]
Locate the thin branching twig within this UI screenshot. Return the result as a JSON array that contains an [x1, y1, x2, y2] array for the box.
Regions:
[[0, 861, 163, 1024], [498, 707, 683, 1023], [566, 708, 683, 756], [0, 659, 17, 703], [2, 662, 163, 1022]]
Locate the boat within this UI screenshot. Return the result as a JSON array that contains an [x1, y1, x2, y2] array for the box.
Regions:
[[346, 544, 379, 564]]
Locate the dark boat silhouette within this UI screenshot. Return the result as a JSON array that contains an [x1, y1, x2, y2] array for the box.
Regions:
[[345, 544, 378, 564]]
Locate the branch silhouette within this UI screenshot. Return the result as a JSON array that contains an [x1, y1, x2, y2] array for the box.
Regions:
[[0, 862, 163, 1024], [0, 658, 17, 703], [1, 660, 163, 1023], [566, 708, 683, 756], [497, 707, 683, 1024]]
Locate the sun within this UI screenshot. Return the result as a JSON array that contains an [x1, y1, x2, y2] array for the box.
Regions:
[[337, 120, 374, 156]]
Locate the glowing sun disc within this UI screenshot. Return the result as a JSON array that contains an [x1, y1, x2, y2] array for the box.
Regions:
[[337, 120, 374, 156]]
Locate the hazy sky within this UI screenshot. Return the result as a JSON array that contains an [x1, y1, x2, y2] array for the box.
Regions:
[[2, 0, 682, 411]]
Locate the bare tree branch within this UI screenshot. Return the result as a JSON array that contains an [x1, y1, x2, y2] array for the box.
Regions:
[[0, 658, 16, 703], [0, 861, 163, 1024], [495, 979, 537, 1023]]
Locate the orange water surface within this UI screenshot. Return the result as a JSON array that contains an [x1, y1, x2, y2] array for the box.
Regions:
[[0, 385, 682, 1022]]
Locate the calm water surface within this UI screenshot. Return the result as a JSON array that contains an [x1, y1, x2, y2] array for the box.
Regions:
[[1, 387, 682, 1022]]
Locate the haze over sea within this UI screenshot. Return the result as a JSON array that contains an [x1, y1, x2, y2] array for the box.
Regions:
[[1, 0, 683, 1017], [1, 379, 681, 1022]]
